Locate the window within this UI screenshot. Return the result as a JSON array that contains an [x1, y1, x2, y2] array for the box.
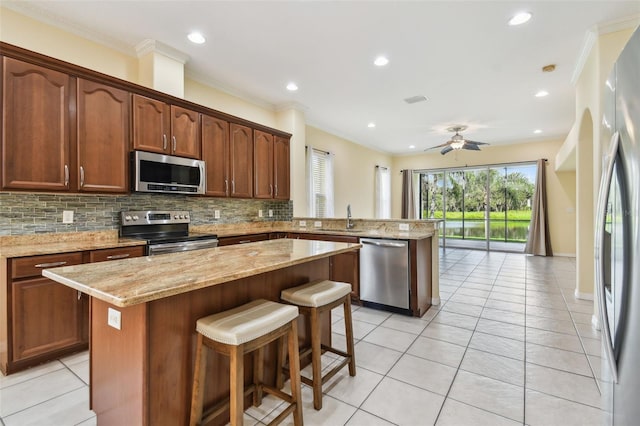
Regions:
[[306, 147, 334, 217], [375, 166, 391, 218]]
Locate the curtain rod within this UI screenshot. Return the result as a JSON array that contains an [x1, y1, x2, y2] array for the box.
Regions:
[[305, 146, 331, 155], [402, 158, 547, 174], [375, 165, 388, 170]]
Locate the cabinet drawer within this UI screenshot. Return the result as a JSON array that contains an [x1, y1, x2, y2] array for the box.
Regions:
[[89, 246, 145, 263], [218, 233, 269, 246], [12, 252, 84, 279]]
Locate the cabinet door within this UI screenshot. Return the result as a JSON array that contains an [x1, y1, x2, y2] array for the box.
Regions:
[[12, 277, 84, 361], [2, 57, 71, 190], [274, 136, 290, 200], [170, 105, 200, 159], [229, 123, 253, 198], [132, 94, 170, 154], [202, 115, 230, 196], [77, 79, 130, 193], [253, 130, 274, 199]]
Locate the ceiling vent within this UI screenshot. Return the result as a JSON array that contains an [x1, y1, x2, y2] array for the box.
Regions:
[[404, 95, 428, 104]]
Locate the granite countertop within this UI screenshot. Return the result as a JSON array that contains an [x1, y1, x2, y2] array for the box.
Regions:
[[286, 228, 436, 240], [43, 239, 360, 307], [0, 234, 146, 259]]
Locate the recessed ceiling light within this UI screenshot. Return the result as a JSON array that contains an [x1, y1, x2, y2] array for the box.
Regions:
[[535, 90, 549, 97], [534, 129, 543, 134], [374, 56, 389, 67], [509, 12, 532, 26], [187, 32, 206, 44], [409, 145, 416, 149], [368, 122, 376, 128], [286, 82, 298, 91]]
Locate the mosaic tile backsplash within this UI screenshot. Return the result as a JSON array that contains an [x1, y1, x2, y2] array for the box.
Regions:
[[0, 192, 293, 236]]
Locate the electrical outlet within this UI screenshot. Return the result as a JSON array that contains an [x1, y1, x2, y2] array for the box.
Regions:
[[299, 220, 307, 227], [258, 209, 263, 218], [214, 210, 220, 219], [108, 307, 121, 330], [268, 209, 273, 217], [62, 210, 74, 224], [314, 221, 322, 228], [399, 223, 410, 231]]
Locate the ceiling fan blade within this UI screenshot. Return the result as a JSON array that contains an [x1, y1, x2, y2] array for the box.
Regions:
[[441, 145, 454, 155], [464, 140, 489, 146], [462, 143, 481, 151], [425, 142, 452, 150]]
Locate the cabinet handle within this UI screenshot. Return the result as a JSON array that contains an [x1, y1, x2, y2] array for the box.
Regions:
[[172, 136, 177, 152], [270, 184, 273, 196], [80, 166, 85, 187], [163, 134, 168, 150], [239, 240, 252, 244], [64, 165, 69, 187], [106, 253, 130, 260], [225, 179, 229, 195], [274, 184, 278, 196], [77, 290, 82, 300], [35, 261, 68, 268], [232, 180, 235, 194]]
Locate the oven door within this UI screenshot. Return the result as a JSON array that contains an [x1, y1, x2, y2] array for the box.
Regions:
[[148, 239, 218, 256]]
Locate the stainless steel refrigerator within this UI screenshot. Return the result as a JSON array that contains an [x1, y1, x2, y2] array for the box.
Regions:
[[595, 26, 640, 426]]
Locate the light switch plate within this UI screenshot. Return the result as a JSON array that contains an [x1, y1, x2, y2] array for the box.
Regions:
[[214, 210, 220, 219], [399, 223, 410, 231], [108, 307, 121, 330], [62, 210, 74, 223], [268, 209, 273, 217], [299, 220, 307, 227], [258, 209, 263, 218], [314, 221, 322, 228]]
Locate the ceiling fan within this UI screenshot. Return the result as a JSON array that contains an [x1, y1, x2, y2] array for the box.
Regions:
[[427, 125, 490, 155]]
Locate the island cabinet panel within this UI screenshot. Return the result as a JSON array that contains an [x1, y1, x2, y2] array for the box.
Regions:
[[273, 136, 290, 200], [1, 57, 72, 191], [202, 114, 230, 197], [89, 257, 332, 425], [132, 94, 171, 155], [253, 130, 274, 199], [77, 79, 130, 193], [229, 123, 253, 198], [410, 237, 432, 317]]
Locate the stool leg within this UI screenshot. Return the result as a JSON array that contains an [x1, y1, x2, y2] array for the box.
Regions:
[[275, 335, 286, 390], [310, 307, 323, 410], [229, 344, 244, 426], [288, 319, 303, 426], [189, 334, 208, 426], [343, 296, 356, 377], [253, 346, 264, 406]]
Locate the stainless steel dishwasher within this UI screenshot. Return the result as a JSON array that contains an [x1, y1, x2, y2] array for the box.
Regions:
[[359, 238, 410, 315]]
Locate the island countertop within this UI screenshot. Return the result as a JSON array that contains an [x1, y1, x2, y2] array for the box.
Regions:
[[43, 238, 360, 308]]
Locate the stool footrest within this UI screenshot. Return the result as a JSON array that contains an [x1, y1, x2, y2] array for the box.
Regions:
[[270, 402, 298, 426], [200, 385, 256, 425], [321, 344, 349, 360], [263, 385, 294, 404]]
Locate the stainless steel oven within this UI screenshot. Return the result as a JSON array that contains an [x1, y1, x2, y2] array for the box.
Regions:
[[120, 210, 218, 255]]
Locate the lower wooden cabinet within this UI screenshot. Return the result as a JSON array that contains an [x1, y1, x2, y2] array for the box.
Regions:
[[217, 233, 269, 246]]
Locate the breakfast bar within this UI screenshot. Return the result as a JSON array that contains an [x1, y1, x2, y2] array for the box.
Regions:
[[43, 238, 360, 426]]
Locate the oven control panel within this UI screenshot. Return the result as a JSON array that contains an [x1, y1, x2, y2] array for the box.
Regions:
[[121, 210, 191, 226]]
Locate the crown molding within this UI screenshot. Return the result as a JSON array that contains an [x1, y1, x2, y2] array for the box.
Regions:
[[135, 39, 189, 64], [571, 14, 640, 85]]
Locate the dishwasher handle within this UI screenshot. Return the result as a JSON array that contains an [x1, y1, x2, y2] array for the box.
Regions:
[[361, 240, 407, 248]]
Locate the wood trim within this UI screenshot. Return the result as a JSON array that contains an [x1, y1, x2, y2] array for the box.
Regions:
[[0, 42, 292, 139]]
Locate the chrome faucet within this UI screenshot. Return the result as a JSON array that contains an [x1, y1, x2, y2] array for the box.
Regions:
[[346, 204, 354, 229]]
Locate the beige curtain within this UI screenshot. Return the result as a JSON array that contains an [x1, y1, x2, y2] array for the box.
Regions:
[[525, 159, 553, 256], [401, 169, 416, 219]]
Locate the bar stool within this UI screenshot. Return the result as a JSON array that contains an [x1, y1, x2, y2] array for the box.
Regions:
[[189, 299, 303, 426], [280, 280, 356, 410]]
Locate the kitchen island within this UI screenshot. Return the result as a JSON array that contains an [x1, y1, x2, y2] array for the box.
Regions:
[[43, 238, 360, 426]]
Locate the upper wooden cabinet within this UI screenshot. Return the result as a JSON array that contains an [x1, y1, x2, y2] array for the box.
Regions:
[[274, 136, 290, 200], [77, 79, 130, 193], [229, 123, 253, 198], [132, 94, 200, 159], [254, 130, 274, 199], [202, 115, 230, 197], [2, 57, 71, 191]]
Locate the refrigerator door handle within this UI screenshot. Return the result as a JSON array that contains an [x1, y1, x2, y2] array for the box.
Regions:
[[595, 131, 620, 384]]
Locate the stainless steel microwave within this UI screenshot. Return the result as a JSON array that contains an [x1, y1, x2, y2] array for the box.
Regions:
[[131, 151, 206, 195]]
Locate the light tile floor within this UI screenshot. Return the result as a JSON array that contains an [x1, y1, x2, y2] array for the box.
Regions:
[[0, 248, 604, 425]]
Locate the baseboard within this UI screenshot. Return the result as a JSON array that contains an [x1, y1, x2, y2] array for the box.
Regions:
[[431, 297, 441, 306], [592, 314, 601, 331], [575, 289, 594, 301], [553, 252, 576, 257]]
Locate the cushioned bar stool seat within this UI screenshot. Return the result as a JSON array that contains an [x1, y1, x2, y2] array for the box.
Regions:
[[281, 280, 356, 410], [189, 299, 303, 426]]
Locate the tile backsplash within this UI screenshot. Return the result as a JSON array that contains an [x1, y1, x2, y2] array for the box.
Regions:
[[0, 192, 292, 236]]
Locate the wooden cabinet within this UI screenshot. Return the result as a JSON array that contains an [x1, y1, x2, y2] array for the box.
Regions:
[[254, 130, 274, 199], [229, 123, 253, 198], [288, 233, 360, 301], [0, 245, 145, 375], [132, 94, 200, 159], [2, 57, 71, 191], [202, 115, 230, 197], [217, 233, 269, 247], [77, 79, 130, 193], [274, 136, 290, 200]]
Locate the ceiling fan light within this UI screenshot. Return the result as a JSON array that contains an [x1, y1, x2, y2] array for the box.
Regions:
[[451, 140, 465, 150]]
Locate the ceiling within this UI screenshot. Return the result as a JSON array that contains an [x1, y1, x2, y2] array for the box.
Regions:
[[4, 1, 640, 154]]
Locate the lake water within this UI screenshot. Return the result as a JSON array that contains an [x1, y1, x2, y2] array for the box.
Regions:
[[442, 220, 530, 242]]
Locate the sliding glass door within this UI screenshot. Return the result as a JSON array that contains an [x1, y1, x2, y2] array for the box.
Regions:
[[419, 163, 537, 252]]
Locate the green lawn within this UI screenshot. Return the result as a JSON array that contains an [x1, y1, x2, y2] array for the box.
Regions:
[[425, 210, 532, 221]]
